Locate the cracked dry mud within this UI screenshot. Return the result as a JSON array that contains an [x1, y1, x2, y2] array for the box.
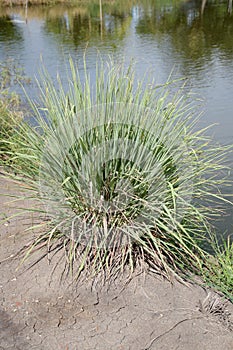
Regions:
[[0, 177, 233, 350]]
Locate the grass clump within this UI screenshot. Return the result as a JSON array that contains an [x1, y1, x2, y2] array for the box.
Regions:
[[203, 235, 233, 302], [2, 57, 232, 283]]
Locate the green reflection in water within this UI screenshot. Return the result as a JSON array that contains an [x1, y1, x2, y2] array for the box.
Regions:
[[1, 0, 232, 61], [0, 15, 23, 42], [36, 0, 233, 61], [42, 1, 134, 47], [136, 0, 233, 60]]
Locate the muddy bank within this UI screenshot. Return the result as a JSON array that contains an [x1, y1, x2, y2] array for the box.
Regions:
[[0, 176, 232, 350]]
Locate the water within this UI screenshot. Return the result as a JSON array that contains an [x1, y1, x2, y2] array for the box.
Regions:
[[0, 0, 233, 234]]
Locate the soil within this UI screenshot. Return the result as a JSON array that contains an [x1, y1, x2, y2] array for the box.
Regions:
[[0, 176, 233, 350]]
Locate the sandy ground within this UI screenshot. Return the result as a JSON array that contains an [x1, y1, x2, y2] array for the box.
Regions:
[[0, 176, 233, 350]]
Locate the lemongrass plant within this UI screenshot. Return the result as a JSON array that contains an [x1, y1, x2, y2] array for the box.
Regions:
[[2, 57, 232, 282]]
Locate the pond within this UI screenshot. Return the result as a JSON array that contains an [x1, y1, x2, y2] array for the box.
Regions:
[[0, 0, 233, 234]]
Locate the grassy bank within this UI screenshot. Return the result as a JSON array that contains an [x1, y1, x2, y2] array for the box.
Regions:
[[0, 0, 139, 8], [0, 0, 120, 7], [0, 0, 71, 5], [0, 60, 29, 162]]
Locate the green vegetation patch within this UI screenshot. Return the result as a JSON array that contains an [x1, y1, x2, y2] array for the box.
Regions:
[[0, 59, 29, 163], [203, 235, 233, 302]]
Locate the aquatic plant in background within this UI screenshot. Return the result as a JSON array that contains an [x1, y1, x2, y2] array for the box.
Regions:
[[1, 57, 232, 283], [0, 59, 30, 162]]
